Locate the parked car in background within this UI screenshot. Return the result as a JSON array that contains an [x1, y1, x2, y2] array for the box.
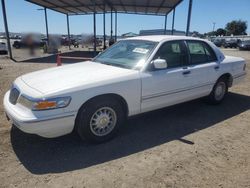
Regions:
[[60, 37, 77, 46], [0, 40, 8, 55], [238, 40, 250, 51], [212, 38, 225, 47], [223, 39, 238, 48], [12, 36, 46, 49], [4, 36, 247, 143]]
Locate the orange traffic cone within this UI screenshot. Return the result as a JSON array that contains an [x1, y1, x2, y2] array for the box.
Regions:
[[56, 54, 62, 66]]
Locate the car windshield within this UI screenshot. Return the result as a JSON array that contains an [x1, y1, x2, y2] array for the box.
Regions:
[[94, 40, 158, 69]]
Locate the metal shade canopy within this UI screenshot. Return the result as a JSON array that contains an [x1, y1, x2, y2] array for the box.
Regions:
[[25, 0, 183, 16], [2, 0, 193, 61]]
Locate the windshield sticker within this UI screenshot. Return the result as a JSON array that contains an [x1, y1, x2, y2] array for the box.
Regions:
[[133, 48, 149, 54]]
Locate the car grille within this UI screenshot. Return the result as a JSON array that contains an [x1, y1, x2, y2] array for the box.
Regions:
[[9, 88, 20, 105]]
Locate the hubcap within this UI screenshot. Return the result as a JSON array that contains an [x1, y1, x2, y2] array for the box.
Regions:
[[90, 107, 117, 136], [215, 82, 226, 101]]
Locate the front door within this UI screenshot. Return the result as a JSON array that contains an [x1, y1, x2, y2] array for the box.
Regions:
[[140, 40, 191, 113]]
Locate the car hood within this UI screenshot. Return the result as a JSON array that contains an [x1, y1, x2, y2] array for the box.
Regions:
[[20, 61, 138, 95]]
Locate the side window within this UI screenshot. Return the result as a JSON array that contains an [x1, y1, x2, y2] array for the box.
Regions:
[[187, 41, 217, 65], [153, 41, 187, 69], [203, 43, 218, 62]]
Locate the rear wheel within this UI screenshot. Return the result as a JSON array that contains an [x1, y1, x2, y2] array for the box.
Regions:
[[75, 97, 125, 143], [207, 78, 228, 104]]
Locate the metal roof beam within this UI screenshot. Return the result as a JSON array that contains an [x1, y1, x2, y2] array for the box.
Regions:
[[73, 0, 94, 11], [25, 0, 66, 14], [156, 0, 166, 14], [26, 0, 183, 16], [133, 0, 137, 13], [59, 0, 87, 14], [106, 4, 173, 9], [90, 0, 104, 11], [145, 0, 150, 13], [68, 11, 166, 16], [48, 4, 172, 9], [104, 0, 117, 12], [118, 0, 127, 12], [41, 0, 78, 14]]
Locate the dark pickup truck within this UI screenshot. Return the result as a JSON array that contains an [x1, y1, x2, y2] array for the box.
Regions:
[[13, 38, 46, 49]]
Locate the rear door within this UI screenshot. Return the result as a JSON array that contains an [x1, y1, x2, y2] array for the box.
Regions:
[[184, 40, 220, 97]]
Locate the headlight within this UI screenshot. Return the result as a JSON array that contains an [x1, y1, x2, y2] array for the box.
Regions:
[[18, 96, 71, 111]]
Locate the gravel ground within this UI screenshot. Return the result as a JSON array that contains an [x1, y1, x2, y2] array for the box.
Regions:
[[0, 49, 250, 188]]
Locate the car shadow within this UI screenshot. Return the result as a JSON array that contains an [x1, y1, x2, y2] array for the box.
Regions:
[[11, 92, 250, 174]]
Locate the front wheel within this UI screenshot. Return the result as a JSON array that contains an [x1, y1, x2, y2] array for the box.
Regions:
[[207, 78, 228, 104], [75, 97, 125, 143]]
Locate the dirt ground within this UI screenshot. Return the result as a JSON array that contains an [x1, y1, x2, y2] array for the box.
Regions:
[[0, 49, 250, 188]]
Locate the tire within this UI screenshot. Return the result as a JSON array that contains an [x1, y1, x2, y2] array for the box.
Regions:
[[207, 78, 228, 105], [75, 96, 125, 143]]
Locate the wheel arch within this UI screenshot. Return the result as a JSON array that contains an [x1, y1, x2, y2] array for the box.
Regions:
[[218, 73, 233, 87], [75, 93, 129, 124]]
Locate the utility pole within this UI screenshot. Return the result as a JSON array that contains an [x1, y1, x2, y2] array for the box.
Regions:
[[213, 22, 216, 32]]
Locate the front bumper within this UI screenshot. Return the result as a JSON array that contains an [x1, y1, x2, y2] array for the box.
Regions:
[[4, 91, 76, 138]]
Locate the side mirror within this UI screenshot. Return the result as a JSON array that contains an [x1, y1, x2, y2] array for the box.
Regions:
[[152, 59, 167, 69]]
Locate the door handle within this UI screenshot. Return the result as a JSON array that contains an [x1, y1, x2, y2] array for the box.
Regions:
[[214, 66, 220, 70], [182, 70, 191, 75]]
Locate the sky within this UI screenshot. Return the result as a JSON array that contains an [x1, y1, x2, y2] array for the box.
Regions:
[[0, 0, 250, 35]]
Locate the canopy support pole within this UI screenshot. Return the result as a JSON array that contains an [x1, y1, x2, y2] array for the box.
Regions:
[[92, 0, 96, 55], [110, 8, 113, 39], [164, 14, 167, 35], [1, 0, 13, 60], [44, 8, 49, 45], [103, 5, 106, 50], [93, 12, 96, 55], [171, 8, 175, 35], [115, 11, 117, 41], [66, 14, 71, 50], [186, 0, 193, 36]]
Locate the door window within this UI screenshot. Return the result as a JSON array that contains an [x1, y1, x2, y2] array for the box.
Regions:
[[187, 41, 217, 65], [152, 41, 188, 69]]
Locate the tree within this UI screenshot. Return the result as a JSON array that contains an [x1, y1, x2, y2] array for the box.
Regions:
[[216, 28, 226, 36], [205, 31, 216, 37], [225, 20, 247, 35]]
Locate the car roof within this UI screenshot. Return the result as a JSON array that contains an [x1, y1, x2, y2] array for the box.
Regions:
[[124, 35, 225, 62], [124, 35, 205, 43]]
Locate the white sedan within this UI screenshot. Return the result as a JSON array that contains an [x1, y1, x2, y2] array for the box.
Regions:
[[4, 36, 247, 142]]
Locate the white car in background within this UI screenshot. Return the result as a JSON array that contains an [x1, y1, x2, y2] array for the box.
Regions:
[[0, 40, 8, 55], [4, 36, 247, 143]]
